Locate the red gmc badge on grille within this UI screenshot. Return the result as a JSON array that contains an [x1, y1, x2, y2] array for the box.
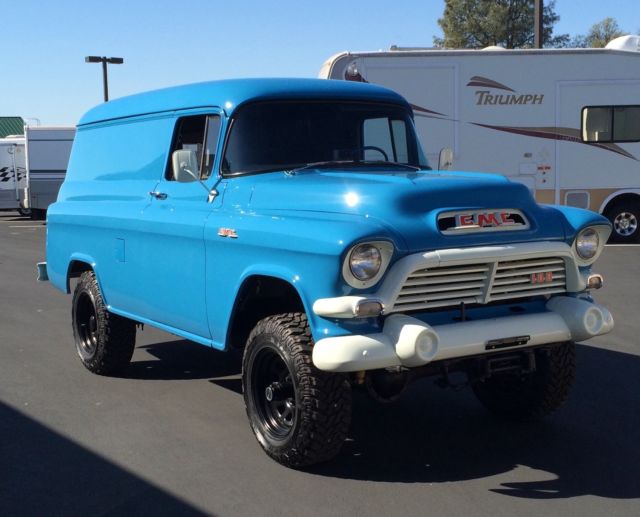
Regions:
[[455, 212, 516, 228], [531, 272, 554, 284]]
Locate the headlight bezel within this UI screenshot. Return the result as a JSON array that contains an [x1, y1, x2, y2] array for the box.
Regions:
[[342, 240, 394, 289], [572, 225, 610, 266]]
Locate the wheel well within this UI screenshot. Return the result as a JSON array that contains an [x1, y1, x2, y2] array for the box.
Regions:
[[227, 275, 305, 349], [602, 193, 640, 215], [66, 260, 93, 293]]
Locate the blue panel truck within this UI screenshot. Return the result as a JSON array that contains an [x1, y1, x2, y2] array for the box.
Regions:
[[39, 79, 613, 467]]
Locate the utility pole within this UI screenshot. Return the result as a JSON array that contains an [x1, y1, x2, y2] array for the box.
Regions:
[[534, 0, 544, 48], [85, 56, 124, 102]]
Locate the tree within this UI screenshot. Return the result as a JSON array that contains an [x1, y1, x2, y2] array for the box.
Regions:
[[573, 18, 626, 48], [434, 0, 569, 49]]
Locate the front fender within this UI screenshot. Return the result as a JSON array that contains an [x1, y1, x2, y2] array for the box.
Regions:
[[548, 204, 611, 242], [204, 209, 402, 347]]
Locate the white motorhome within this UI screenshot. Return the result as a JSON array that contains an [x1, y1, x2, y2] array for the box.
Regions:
[[320, 35, 640, 242]]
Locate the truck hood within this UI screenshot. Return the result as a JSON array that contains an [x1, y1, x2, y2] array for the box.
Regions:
[[244, 169, 567, 251]]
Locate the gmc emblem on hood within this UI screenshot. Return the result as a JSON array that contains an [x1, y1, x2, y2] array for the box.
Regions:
[[455, 211, 515, 228], [438, 209, 530, 234]]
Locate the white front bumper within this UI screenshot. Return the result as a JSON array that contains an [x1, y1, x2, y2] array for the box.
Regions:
[[312, 296, 614, 372]]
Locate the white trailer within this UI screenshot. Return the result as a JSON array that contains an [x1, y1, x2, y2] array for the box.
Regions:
[[0, 135, 27, 214], [0, 126, 75, 217], [22, 126, 75, 218], [320, 35, 640, 242]]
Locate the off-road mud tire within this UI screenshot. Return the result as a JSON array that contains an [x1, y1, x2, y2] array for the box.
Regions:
[[242, 313, 352, 468], [72, 271, 136, 375], [472, 342, 576, 421]]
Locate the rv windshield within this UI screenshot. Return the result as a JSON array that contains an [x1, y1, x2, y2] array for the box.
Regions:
[[221, 101, 428, 175]]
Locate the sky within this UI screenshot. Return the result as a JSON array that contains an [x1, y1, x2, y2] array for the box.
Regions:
[[3, 0, 638, 126]]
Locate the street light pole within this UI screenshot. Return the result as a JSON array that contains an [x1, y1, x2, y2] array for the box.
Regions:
[[85, 56, 124, 102]]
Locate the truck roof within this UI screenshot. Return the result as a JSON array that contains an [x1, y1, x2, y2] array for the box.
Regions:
[[78, 78, 411, 126]]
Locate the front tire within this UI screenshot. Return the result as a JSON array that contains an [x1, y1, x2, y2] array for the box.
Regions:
[[242, 313, 351, 468], [72, 271, 136, 375], [472, 342, 576, 421]]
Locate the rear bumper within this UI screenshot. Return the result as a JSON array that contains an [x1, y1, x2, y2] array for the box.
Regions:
[[312, 296, 613, 372]]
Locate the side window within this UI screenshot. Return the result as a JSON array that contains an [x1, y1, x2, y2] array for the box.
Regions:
[[363, 117, 409, 162], [582, 105, 640, 143], [168, 114, 221, 181]]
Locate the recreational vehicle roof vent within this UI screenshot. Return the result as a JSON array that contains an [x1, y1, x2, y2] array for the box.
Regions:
[[390, 45, 439, 51], [482, 45, 506, 51], [605, 35, 640, 52]]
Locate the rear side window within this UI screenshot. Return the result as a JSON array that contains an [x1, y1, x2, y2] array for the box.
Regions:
[[167, 114, 221, 180], [582, 105, 640, 143]]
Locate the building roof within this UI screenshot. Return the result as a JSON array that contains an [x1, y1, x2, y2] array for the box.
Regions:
[[78, 78, 410, 126], [0, 117, 24, 138]]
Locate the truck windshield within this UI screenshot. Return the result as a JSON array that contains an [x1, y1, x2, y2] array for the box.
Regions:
[[221, 101, 428, 175]]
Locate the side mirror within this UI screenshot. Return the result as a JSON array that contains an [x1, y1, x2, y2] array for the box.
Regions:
[[438, 148, 453, 171], [172, 149, 199, 182]]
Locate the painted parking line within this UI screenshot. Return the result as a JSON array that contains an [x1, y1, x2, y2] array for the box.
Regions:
[[8, 225, 45, 229]]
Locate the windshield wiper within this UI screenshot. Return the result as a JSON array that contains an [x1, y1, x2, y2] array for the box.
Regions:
[[286, 160, 424, 175], [286, 160, 360, 174]]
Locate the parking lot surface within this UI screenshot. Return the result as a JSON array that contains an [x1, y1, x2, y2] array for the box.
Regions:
[[1, 211, 639, 516]]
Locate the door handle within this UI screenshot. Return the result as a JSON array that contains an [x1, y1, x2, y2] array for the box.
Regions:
[[149, 191, 168, 200]]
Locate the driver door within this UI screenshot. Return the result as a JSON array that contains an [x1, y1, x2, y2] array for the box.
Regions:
[[138, 109, 223, 339]]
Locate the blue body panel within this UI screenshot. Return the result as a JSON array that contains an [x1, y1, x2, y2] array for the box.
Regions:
[[46, 78, 610, 349]]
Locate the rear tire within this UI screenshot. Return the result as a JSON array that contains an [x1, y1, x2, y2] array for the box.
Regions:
[[30, 208, 46, 221], [242, 313, 351, 468], [72, 271, 136, 375], [606, 201, 640, 243], [472, 342, 576, 421]]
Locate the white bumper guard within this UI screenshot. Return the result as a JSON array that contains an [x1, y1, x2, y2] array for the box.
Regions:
[[312, 296, 613, 372]]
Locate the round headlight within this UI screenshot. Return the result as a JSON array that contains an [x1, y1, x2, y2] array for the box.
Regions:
[[349, 244, 382, 281], [576, 227, 600, 260]]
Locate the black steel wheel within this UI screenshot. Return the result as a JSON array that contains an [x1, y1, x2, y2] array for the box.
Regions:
[[75, 290, 100, 359], [251, 345, 297, 441], [472, 342, 576, 421], [242, 313, 351, 468], [72, 271, 136, 375]]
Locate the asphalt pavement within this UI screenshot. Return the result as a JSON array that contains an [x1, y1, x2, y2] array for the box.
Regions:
[[1, 211, 639, 516]]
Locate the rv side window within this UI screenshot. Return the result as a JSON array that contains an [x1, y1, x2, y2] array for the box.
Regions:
[[582, 106, 640, 143], [167, 114, 221, 180], [363, 117, 409, 162]]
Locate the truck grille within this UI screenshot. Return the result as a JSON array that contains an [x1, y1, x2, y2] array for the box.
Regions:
[[390, 257, 567, 313]]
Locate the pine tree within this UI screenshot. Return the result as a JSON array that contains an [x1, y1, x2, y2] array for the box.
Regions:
[[434, 0, 569, 49]]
